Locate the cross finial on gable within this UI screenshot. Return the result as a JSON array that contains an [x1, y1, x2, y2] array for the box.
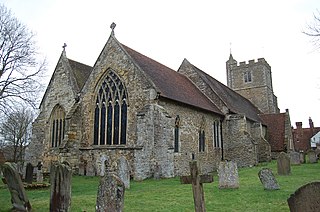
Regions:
[[62, 43, 67, 51], [110, 22, 116, 36]]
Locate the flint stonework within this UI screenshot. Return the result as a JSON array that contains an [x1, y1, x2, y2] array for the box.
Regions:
[[258, 168, 280, 190], [277, 152, 291, 175], [2, 162, 32, 211], [287, 181, 320, 212]]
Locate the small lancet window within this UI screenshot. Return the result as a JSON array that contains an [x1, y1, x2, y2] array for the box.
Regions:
[[174, 115, 180, 153], [213, 120, 222, 148], [244, 71, 252, 83], [50, 105, 65, 147], [93, 70, 128, 146]]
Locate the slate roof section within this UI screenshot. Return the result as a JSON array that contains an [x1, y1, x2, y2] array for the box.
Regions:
[[186, 61, 263, 123], [259, 113, 286, 152], [121, 44, 223, 115], [68, 59, 92, 91]]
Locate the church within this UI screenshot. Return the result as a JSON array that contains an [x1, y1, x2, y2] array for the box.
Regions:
[[28, 25, 289, 180]]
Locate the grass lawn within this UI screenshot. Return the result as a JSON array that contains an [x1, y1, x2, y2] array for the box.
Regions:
[[0, 160, 319, 211]]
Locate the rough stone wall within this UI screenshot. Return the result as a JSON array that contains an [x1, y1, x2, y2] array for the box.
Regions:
[[284, 109, 294, 151], [27, 52, 78, 170], [160, 99, 223, 176], [227, 58, 279, 114], [250, 122, 271, 162], [223, 114, 258, 167]]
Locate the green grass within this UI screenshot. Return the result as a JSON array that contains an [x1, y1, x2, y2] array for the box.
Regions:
[[1, 161, 319, 211]]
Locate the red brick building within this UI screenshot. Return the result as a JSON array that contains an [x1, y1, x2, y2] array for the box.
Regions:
[[292, 117, 320, 152]]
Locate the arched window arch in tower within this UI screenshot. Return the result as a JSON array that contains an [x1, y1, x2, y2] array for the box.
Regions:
[[93, 70, 128, 146], [50, 105, 66, 147]]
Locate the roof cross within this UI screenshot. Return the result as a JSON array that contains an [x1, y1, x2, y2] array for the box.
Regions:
[[110, 22, 116, 36], [62, 43, 67, 50]]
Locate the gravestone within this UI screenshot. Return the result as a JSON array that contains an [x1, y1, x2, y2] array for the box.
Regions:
[[258, 168, 280, 190], [96, 170, 125, 211], [50, 162, 72, 212], [180, 161, 213, 212], [277, 152, 291, 175], [99, 155, 108, 176], [117, 156, 130, 189], [287, 181, 320, 212], [289, 152, 301, 165], [218, 161, 239, 189], [2, 162, 32, 211], [25, 163, 33, 184], [154, 163, 162, 180], [307, 150, 317, 163], [36, 161, 43, 183], [299, 151, 306, 163]]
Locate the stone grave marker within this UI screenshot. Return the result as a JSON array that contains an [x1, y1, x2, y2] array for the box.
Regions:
[[307, 150, 318, 163], [36, 161, 43, 183], [25, 162, 33, 184], [117, 156, 130, 189], [289, 151, 301, 165], [258, 168, 280, 190], [180, 161, 213, 212], [287, 181, 320, 212], [50, 162, 72, 212], [98, 155, 108, 176], [299, 151, 306, 164], [2, 162, 32, 211], [218, 161, 239, 189], [277, 152, 291, 175], [154, 162, 162, 180], [96, 160, 125, 212]]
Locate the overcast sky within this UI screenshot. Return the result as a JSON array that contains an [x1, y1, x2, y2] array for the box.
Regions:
[[3, 0, 320, 127]]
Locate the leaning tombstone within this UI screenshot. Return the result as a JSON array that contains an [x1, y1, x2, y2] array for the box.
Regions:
[[287, 181, 320, 212], [289, 151, 301, 165], [299, 151, 306, 164], [117, 156, 130, 189], [96, 160, 125, 212], [218, 161, 239, 189], [50, 162, 72, 212], [25, 163, 34, 184], [307, 150, 318, 163], [277, 152, 291, 175], [2, 162, 32, 211], [258, 168, 280, 190]]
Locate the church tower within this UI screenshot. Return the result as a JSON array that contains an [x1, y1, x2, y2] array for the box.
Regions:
[[226, 55, 279, 114]]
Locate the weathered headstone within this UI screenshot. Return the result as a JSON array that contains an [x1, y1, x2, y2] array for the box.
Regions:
[[2, 162, 32, 211], [98, 155, 108, 176], [218, 161, 239, 189], [258, 168, 280, 190], [289, 151, 301, 165], [299, 151, 306, 164], [96, 171, 125, 211], [117, 156, 130, 189], [154, 162, 161, 180], [36, 161, 43, 183], [287, 181, 320, 212], [0, 150, 6, 165], [50, 162, 72, 212], [180, 161, 213, 212], [307, 150, 318, 163], [277, 152, 291, 175], [25, 163, 34, 184]]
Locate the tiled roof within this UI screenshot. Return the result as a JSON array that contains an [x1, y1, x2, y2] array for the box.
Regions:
[[187, 62, 263, 123], [68, 59, 92, 91], [121, 44, 223, 115], [292, 126, 320, 151], [259, 113, 286, 151]]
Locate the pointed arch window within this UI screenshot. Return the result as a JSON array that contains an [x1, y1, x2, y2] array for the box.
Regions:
[[50, 105, 65, 147], [94, 70, 128, 146]]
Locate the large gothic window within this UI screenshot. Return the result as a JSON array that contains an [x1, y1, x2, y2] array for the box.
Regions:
[[50, 105, 65, 147], [94, 70, 128, 146]]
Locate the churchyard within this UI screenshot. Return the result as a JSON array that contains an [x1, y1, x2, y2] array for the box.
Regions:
[[0, 159, 320, 211]]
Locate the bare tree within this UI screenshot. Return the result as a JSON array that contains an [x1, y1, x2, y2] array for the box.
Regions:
[[303, 9, 320, 49], [0, 4, 46, 113], [0, 107, 34, 164]]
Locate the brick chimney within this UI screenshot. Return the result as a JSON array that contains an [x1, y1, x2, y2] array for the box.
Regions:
[[296, 122, 302, 129]]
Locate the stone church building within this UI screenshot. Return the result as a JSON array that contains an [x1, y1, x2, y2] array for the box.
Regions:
[[27, 27, 280, 180]]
